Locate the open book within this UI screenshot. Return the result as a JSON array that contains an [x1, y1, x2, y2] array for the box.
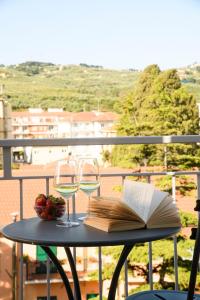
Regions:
[[84, 180, 181, 232]]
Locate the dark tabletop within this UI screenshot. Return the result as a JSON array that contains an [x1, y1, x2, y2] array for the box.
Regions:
[[2, 215, 180, 247]]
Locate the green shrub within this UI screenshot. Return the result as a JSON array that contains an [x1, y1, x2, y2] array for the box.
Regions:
[[155, 175, 196, 196], [179, 211, 197, 227]]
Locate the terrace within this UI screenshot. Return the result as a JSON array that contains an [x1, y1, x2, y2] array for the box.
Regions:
[[0, 135, 200, 300]]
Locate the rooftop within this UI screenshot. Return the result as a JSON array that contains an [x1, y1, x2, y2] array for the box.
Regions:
[[11, 110, 119, 122]]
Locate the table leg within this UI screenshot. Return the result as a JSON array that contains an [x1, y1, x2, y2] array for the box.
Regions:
[[41, 246, 75, 300], [64, 247, 82, 300], [108, 244, 135, 300]]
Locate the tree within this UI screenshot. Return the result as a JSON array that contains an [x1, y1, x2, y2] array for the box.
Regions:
[[112, 65, 200, 169]]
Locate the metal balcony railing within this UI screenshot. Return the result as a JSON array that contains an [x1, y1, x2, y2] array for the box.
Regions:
[[1, 135, 200, 300]]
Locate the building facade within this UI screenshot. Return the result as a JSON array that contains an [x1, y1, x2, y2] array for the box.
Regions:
[[0, 109, 119, 300], [12, 109, 118, 164]]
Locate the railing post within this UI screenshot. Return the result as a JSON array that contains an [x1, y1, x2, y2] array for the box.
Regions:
[[19, 179, 23, 300], [46, 258, 51, 300], [46, 178, 51, 300], [98, 246, 103, 300], [71, 175, 78, 298], [122, 175, 129, 298], [97, 175, 102, 299], [3, 147, 12, 178], [19, 244, 24, 300], [196, 174, 200, 202], [195, 174, 200, 296], [147, 176, 153, 290], [172, 174, 179, 290]]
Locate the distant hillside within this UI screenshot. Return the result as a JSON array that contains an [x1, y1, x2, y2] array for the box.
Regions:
[[177, 62, 200, 102], [0, 61, 200, 112], [0, 62, 139, 112]]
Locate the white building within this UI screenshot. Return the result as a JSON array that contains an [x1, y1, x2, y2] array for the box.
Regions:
[[12, 109, 118, 164]]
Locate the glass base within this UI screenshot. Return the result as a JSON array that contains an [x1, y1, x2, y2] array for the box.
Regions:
[[78, 215, 87, 221], [56, 220, 80, 227]]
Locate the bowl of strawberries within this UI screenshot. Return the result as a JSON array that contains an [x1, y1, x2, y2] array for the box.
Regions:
[[34, 194, 66, 221]]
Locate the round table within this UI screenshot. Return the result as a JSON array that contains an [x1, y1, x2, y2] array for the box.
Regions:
[[2, 216, 180, 300]]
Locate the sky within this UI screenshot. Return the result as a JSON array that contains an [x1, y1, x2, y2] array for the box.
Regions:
[[0, 0, 200, 70]]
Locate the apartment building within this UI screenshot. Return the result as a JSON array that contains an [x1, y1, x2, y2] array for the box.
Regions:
[[0, 109, 119, 299], [12, 109, 118, 164]]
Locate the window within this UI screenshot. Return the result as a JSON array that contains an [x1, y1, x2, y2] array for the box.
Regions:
[[35, 261, 57, 274]]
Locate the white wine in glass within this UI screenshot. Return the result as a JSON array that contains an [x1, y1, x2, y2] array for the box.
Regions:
[[78, 157, 100, 220], [54, 159, 80, 227]]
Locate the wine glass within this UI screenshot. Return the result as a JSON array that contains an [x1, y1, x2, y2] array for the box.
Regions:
[[78, 157, 100, 220], [54, 158, 80, 227]]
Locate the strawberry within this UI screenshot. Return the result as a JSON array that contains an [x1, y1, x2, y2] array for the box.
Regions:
[[40, 211, 48, 219], [46, 205, 55, 215], [56, 197, 65, 205], [35, 194, 47, 206], [47, 215, 54, 221], [46, 195, 55, 207]]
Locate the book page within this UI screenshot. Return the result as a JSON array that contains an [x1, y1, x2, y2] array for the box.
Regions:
[[123, 180, 155, 223], [90, 196, 144, 223], [146, 189, 169, 220], [147, 196, 181, 228]]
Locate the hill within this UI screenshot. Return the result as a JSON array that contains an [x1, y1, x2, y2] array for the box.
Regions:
[[177, 62, 200, 102], [0, 61, 200, 112], [0, 62, 139, 112]]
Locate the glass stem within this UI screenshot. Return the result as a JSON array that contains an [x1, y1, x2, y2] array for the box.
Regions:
[[88, 195, 91, 217], [67, 198, 70, 223]]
